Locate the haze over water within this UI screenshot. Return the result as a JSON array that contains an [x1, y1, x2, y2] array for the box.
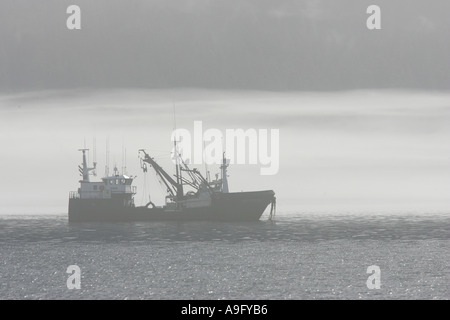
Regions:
[[1, 89, 449, 215]]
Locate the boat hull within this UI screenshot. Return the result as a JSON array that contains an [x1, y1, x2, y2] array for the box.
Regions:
[[68, 190, 275, 222]]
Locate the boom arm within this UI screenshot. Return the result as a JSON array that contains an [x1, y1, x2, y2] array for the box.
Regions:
[[139, 150, 183, 200]]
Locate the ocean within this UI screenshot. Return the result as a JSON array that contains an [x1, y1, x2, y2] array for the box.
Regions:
[[0, 212, 449, 300]]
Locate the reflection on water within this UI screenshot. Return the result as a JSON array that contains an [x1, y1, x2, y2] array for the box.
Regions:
[[1, 213, 449, 300], [1, 213, 449, 243]]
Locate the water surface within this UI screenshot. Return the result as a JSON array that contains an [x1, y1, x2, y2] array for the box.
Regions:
[[1, 212, 448, 299]]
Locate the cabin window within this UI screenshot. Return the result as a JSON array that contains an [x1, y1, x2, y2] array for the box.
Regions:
[[121, 179, 126, 184], [93, 185, 97, 191], [115, 179, 119, 185], [109, 180, 113, 185]]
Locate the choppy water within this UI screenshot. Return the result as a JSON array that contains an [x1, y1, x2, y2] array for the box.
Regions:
[[0, 212, 449, 300]]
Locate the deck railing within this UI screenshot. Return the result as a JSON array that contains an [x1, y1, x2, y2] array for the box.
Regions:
[[69, 191, 80, 199]]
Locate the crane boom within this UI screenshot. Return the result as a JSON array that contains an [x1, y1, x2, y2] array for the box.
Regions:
[[139, 150, 183, 200]]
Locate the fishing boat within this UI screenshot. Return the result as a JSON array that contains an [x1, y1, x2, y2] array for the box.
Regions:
[[68, 147, 275, 222]]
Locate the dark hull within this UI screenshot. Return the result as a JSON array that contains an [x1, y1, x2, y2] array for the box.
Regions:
[[68, 190, 275, 222]]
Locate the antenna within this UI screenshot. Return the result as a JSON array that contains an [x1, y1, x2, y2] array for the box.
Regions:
[[84, 137, 88, 165], [105, 136, 110, 177], [93, 136, 97, 176], [173, 101, 176, 132], [173, 102, 179, 183], [124, 147, 127, 176], [122, 140, 125, 175], [121, 140, 127, 176], [113, 156, 118, 176]]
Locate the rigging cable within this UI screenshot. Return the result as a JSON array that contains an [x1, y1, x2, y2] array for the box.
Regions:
[[141, 169, 148, 206], [269, 196, 276, 221]]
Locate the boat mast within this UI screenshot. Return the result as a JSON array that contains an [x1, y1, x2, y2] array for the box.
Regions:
[[78, 148, 96, 182], [172, 103, 183, 199], [105, 137, 110, 177], [172, 140, 184, 200], [92, 137, 97, 177], [221, 152, 229, 193], [203, 141, 210, 183]]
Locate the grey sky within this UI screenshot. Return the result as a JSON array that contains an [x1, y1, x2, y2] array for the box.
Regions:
[[1, 0, 449, 92]]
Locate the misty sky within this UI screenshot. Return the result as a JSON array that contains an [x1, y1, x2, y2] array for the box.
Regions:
[[1, 89, 449, 214], [0, 1, 449, 214], [0, 0, 449, 91]]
